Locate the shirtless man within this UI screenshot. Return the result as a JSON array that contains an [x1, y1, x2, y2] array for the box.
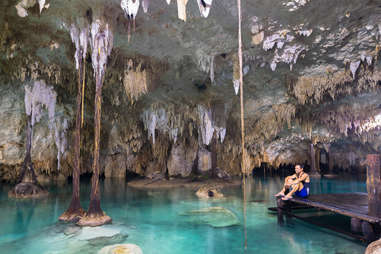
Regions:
[[275, 164, 310, 200]]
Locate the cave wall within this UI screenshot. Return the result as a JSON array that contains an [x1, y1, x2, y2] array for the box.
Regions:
[[1, 0, 381, 181]]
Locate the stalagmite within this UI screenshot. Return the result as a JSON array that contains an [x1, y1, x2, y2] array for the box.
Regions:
[[59, 22, 88, 222], [176, 0, 188, 22], [77, 19, 113, 227]]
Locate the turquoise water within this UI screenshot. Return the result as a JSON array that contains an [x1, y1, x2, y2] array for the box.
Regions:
[[0, 175, 367, 254]]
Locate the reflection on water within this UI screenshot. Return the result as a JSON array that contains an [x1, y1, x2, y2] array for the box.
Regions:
[[0, 175, 367, 254]]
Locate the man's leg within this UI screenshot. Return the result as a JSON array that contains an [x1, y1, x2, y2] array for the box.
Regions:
[[282, 183, 303, 200], [275, 178, 290, 197]]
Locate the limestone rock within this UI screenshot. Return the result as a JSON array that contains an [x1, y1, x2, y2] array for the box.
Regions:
[[365, 238, 381, 254], [0, 85, 24, 167], [196, 187, 224, 199], [104, 154, 127, 178], [98, 244, 143, 254], [197, 148, 212, 173], [167, 143, 197, 177]]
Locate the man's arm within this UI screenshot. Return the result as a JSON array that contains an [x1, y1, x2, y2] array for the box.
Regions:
[[292, 173, 308, 184]]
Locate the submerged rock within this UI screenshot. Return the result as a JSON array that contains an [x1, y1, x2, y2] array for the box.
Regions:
[[63, 225, 82, 236], [88, 233, 129, 248], [8, 182, 48, 199], [98, 244, 143, 254], [196, 187, 224, 199], [182, 207, 239, 228], [75, 225, 121, 240]]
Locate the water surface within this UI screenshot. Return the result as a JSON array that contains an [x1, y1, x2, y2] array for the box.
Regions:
[[0, 175, 367, 253]]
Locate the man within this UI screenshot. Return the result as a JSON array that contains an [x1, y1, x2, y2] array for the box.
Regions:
[[275, 164, 310, 200]]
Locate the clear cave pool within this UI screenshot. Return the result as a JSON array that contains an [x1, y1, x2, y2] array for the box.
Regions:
[[0, 174, 367, 254]]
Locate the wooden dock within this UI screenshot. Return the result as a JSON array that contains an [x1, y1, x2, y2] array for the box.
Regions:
[[269, 154, 381, 242], [289, 192, 380, 223], [271, 192, 381, 242]]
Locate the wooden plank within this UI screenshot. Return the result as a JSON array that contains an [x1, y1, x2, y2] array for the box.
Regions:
[[288, 193, 381, 223]]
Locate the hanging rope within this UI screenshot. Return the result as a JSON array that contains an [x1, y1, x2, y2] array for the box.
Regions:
[[81, 56, 86, 127], [237, 0, 248, 250]]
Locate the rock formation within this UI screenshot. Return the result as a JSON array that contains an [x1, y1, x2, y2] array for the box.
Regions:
[[1, 0, 381, 182]]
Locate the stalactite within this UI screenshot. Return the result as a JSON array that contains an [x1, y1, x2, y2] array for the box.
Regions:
[[38, 0, 45, 14], [121, 0, 140, 42], [142, 0, 149, 13], [232, 53, 240, 95], [291, 68, 381, 104], [176, 0, 188, 22], [350, 61, 361, 79], [25, 80, 56, 129], [197, 0, 212, 18], [142, 105, 185, 145]]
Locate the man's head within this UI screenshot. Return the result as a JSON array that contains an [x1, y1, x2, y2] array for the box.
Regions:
[[295, 164, 304, 174]]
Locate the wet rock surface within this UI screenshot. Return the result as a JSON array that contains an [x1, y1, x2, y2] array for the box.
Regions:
[[195, 186, 224, 199], [365, 238, 381, 254], [98, 244, 143, 254]]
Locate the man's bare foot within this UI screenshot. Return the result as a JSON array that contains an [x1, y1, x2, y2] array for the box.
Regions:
[[281, 195, 292, 201], [275, 192, 284, 197]]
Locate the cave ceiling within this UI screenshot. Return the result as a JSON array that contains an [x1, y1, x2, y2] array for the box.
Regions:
[[1, 0, 381, 174]]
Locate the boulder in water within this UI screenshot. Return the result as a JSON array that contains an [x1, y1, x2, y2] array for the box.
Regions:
[[8, 182, 48, 199], [196, 186, 224, 199], [98, 244, 143, 254], [365, 238, 381, 254]]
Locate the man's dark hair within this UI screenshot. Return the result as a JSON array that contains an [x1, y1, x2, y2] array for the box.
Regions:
[[296, 164, 304, 169]]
